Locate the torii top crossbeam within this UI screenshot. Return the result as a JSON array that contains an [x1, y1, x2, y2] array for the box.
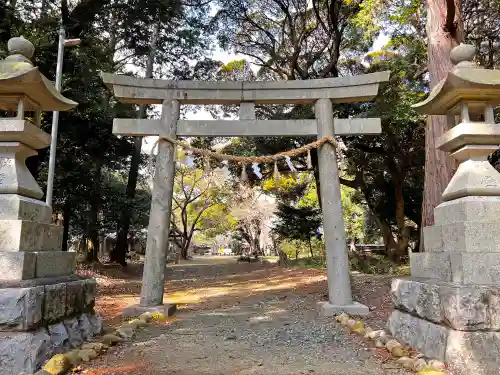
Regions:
[[101, 71, 389, 105], [101, 71, 390, 138]]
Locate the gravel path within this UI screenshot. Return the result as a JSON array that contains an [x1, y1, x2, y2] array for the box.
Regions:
[[86, 258, 410, 375]]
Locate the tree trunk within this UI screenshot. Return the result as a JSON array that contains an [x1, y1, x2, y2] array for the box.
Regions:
[[86, 159, 102, 262], [62, 200, 70, 251], [180, 244, 189, 259], [421, 0, 462, 238], [308, 238, 314, 258], [312, 149, 322, 210], [112, 22, 159, 265], [278, 249, 288, 266]]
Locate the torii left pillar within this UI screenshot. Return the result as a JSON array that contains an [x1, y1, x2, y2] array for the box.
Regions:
[[122, 98, 179, 317], [315, 99, 369, 316]]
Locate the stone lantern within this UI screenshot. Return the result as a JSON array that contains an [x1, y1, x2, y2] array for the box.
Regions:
[[388, 43, 500, 375], [0, 37, 101, 373]]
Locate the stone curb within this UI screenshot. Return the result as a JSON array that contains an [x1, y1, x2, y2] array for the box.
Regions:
[[19, 311, 172, 375], [334, 313, 447, 375]]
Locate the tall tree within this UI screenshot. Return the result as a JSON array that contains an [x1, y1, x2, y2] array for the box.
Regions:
[[421, 0, 462, 232], [2, 0, 214, 261], [170, 163, 233, 259], [111, 23, 159, 265], [231, 185, 276, 255], [273, 203, 322, 257]]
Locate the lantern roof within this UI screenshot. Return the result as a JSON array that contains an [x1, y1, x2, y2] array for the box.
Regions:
[[413, 43, 500, 115], [0, 36, 77, 112]]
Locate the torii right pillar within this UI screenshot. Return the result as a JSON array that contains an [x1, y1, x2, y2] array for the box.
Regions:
[[388, 43, 500, 375]]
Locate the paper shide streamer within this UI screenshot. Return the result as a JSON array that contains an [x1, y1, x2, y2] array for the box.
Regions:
[[284, 156, 297, 172], [149, 135, 336, 186], [252, 163, 263, 179]]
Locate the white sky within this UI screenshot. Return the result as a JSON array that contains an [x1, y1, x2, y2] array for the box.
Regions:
[[140, 33, 391, 155]]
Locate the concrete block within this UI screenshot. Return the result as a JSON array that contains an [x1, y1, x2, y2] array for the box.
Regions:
[[0, 252, 36, 280], [42, 225, 63, 251], [316, 301, 369, 317], [391, 277, 500, 331], [391, 277, 442, 323], [423, 225, 443, 252], [0, 286, 44, 330], [0, 220, 63, 252], [0, 194, 51, 223], [450, 252, 500, 284], [43, 283, 66, 323], [122, 303, 177, 318], [388, 310, 447, 360], [446, 330, 500, 375], [440, 284, 489, 331], [434, 196, 500, 225], [82, 278, 97, 311], [487, 289, 500, 330], [441, 220, 500, 253], [0, 329, 52, 374], [65, 280, 85, 316], [410, 252, 451, 281], [35, 251, 75, 278]]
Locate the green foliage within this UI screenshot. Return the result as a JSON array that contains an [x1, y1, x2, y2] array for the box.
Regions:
[[1, 0, 214, 260], [348, 252, 410, 276], [341, 185, 365, 241], [363, 208, 381, 243], [100, 171, 151, 234], [207, 0, 428, 258]]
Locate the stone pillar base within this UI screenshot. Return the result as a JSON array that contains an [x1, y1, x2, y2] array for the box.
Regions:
[[389, 277, 500, 375], [122, 303, 177, 318], [0, 276, 101, 374], [316, 301, 369, 317]]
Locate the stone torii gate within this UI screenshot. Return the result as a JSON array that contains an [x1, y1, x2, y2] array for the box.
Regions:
[[101, 71, 390, 316]]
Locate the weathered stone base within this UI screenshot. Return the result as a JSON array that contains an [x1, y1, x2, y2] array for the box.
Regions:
[[389, 276, 500, 375], [0, 312, 101, 374], [0, 277, 97, 330], [122, 303, 177, 318], [0, 220, 64, 252], [0, 276, 102, 374], [316, 301, 369, 316], [410, 251, 500, 284], [391, 277, 500, 331], [0, 251, 75, 280], [388, 309, 500, 375]]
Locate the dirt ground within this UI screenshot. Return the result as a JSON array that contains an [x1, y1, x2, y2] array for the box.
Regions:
[[77, 257, 410, 375]]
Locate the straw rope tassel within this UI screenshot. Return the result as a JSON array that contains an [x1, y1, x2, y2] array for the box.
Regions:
[[273, 160, 281, 182], [240, 164, 248, 182], [306, 149, 313, 169]]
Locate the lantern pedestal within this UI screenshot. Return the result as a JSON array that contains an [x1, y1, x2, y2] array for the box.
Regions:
[[0, 37, 100, 374], [389, 43, 500, 375]]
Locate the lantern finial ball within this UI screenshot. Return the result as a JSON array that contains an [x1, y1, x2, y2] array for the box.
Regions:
[[7, 36, 35, 61], [450, 43, 476, 66]]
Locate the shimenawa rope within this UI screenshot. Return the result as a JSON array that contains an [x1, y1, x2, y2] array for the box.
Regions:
[[148, 135, 336, 178]]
